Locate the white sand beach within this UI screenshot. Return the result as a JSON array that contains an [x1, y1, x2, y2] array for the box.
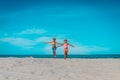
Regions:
[[0, 58, 120, 80]]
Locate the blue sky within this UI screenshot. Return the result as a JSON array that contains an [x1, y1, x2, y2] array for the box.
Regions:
[[0, 0, 120, 55]]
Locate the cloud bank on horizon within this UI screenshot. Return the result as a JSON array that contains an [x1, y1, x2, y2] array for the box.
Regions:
[[0, 0, 120, 55], [0, 28, 110, 55]]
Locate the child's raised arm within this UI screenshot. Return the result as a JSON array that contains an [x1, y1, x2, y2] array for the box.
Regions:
[[44, 42, 52, 44], [56, 42, 63, 45], [57, 44, 64, 48], [68, 43, 75, 47]]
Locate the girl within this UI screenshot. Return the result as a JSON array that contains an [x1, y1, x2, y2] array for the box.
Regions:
[[58, 39, 74, 59]]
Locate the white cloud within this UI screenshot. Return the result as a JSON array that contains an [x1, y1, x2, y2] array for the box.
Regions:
[[36, 37, 52, 42], [0, 35, 109, 54], [17, 28, 47, 35], [0, 37, 36, 49], [0, 36, 59, 49], [68, 45, 109, 54], [0, 36, 54, 49]]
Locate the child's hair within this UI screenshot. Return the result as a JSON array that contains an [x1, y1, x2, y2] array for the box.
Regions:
[[64, 39, 67, 41], [53, 38, 56, 40]]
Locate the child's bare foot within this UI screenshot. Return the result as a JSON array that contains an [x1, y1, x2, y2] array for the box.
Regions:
[[64, 57, 66, 59], [54, 56, 56, 59]]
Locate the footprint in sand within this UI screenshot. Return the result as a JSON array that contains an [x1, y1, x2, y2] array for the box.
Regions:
[[5, 76, 9, 79]]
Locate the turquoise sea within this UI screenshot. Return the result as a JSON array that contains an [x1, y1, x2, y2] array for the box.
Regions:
[[0, 54, 120, 58]]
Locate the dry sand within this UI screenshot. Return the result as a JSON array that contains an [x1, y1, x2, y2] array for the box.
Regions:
[[0, 58, 120, 80]]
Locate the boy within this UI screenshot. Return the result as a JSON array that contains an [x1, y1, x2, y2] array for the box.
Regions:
[[45, 38, 61, 59]]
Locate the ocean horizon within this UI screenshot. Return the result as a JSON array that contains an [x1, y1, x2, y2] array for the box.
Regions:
[[0, 54, 120, 58]]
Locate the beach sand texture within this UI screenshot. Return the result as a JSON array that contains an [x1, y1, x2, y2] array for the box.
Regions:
[[0, 58, 120, 80]]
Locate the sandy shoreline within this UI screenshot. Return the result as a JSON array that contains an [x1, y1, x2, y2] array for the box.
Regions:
[[0, 58, 120, 80]]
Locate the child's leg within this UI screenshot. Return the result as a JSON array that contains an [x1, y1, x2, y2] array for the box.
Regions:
[[66, 51, 68, 58], [52, 47, 56, 59], [53, 51, 56, 59], [64, 49, 68, 59], [64, 51, 66, 59]]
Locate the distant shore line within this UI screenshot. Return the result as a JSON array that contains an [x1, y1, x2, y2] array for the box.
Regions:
[[0, 54, 120, 58]]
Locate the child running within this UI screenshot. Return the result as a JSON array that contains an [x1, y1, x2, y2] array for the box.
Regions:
[[45, 38, 61, 59], [58, 39, 74, 59]]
